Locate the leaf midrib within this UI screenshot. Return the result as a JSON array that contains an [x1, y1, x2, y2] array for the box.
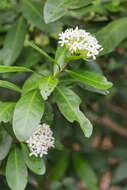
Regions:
[[22, 90, 37, 133], [68, 71, 111, 89]]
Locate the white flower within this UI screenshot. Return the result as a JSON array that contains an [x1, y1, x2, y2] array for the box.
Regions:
[[26, 124, 55, 158], [58, 26, 103, 60]]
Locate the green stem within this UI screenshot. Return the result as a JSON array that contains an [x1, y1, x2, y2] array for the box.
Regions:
[[27, 41, 55, 63]]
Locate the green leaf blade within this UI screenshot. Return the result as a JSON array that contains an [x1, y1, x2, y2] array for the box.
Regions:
[[21, 143, 46, 175], [49, 152, 70, 182], [43, 0, 68, 23], [22, 73, 42, 95], [0, 102, 15, 123], [96, 17, 127, 54], [6, 147, 28, 190], [73, 154, 98, 190], [54, 86, 93, 137], [0, 80, 22, 93], [39, 75, 58, 100], [0, 129, 12, 160], [69, 0, 93, 9], [43, 0, 93, 23], [67, 70, 112, 90], [0, 66, 32, 73], [21, 0, 61, 34], [2, 17, 27, 65], [13, 90, 44, 141]]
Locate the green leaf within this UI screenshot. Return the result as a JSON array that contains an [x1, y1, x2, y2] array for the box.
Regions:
[[0, 80, 22, 93], [54, 86, 93, 137], [73, 154, 98, 190], [49, 152, 70, 182], [21, 143, 46, 175], [0, 102, 15, 123], [43, 0, 69, 24], [42, 102, 54, 125], [22, 0, 44, 31], [22, 73, 42, 95], [13, 90, 44, 141], [112, 162, 127, 183], [79, 83, 110, 95], [66, 70, 112, 90], [2, 17, 27, 65], [39, 75, 58, 100], [69, 0, 93, 9], [21, 0, 61, 34], [53, 46, 68, 76], [43, 0, 92, 23], [6, 147, 28, 190], [0, 129, 12, 160], [0, 65, 32, 73], [18, 47, 42, 68], [96, 17, 127, 54]]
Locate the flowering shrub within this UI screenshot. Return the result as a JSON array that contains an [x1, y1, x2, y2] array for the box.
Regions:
[[0, 0, 127, 190]]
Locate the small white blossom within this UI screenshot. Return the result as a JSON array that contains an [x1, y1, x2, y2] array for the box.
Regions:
[[26, 124, 55, 158], [58, 26, 103, 60]]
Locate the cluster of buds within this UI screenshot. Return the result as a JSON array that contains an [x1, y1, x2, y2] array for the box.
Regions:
[[58, 26, 103, 60], [26, 124, 54, 158]]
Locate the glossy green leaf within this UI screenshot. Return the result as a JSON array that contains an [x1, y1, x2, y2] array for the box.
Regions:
[[79, 83, 109, 95], [13, 90, 44, 141], [0, 80, 22, 92], [39, 75, 58, 100], [21, 143, 46, 175], [96, 17, 127, 54], [54, 86, 93, 137], [0, 102, 15, 123], [66, 70, 112, 90], [21, 0, 43, 31], [6, 147, 28, 190], [21, 0, 61, 34], [49, 152, 70, 182], [73, 154, 98, 190], [22, 73, 42, 95], [2, 17, 27, 65], [44, 0, 92, 23], [0, 66, 32, 73], [43, 0, 69, 23], [69, 0, 93, 9], [0, 129, 12, 160]]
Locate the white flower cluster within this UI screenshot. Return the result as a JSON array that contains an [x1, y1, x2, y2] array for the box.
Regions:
[[26, 124, 55, 158], [58, 27, 103, 60]]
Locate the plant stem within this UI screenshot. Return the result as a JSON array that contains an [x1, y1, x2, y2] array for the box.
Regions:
[[27, 41, 55, 63]]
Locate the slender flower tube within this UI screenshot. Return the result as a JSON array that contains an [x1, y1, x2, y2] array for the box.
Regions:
[[26, 124, 55, 157], [58, 26, 103, 60]]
